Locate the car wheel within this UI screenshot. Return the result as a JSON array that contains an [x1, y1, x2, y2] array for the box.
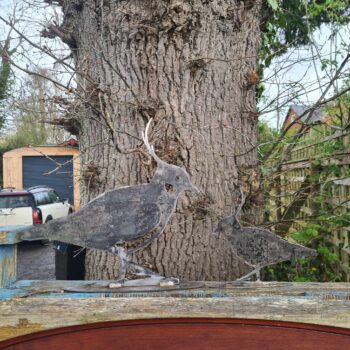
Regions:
[[45, 216, 53, 223]]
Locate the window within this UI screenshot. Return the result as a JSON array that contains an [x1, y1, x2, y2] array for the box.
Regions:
[[34, 191, 51, 205], [0, 195, 34, 209], [48, 190, 61, 203]]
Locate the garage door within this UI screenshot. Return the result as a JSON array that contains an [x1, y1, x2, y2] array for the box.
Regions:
[[23, 156, 74, 204]]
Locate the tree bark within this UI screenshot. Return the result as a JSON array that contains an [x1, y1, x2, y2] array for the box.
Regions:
[[60, 0, 263, 281]]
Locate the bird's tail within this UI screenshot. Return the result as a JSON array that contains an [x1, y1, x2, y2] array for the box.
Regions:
[[20, 224, 50, 242]]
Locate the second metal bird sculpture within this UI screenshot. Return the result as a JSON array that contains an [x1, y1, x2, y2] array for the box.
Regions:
[[214, 190, 317, 282], [21, 119, 198, 285]]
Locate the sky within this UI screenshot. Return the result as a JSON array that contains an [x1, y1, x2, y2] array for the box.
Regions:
[[0, 0, 71, 132], [1, 0, 68, 77], [259, 24, 350, 129]]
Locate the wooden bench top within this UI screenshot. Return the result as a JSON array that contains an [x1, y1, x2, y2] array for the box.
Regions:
[[1, 281, 350, 341]]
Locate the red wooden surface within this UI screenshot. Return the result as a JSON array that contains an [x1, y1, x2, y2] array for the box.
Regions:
[[1, 318, 350, 350]]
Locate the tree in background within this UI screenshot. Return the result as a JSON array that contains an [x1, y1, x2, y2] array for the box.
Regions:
[[0, 30, 16, 130], [1, 68, 67, 147], [0, 69, 68, 185]]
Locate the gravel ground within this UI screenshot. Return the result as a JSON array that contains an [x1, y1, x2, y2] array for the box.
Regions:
[[17, 242, 55, 280]]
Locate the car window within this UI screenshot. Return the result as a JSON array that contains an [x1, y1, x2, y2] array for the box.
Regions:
[[0, 195, 34, 209], [48, 190, 61, 203], [33, 192, 43, 205], [34, 191, 51, 205], [0, 196, 8, 209]]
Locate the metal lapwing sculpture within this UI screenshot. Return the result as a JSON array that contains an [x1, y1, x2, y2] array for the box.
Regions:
[[21, 119, 199, 285], [214, 189, 317, 282]]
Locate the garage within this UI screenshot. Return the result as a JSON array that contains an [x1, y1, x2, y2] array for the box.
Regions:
[[23, 156, 74, 205], [2, 145, 80, 210]]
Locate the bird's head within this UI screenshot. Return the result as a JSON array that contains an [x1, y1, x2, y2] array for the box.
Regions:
[[154, 162, 199, 195], [213, 215, 241, 235], [142, 119, 199, 195]]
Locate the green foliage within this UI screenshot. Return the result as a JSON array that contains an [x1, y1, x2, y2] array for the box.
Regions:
[[262, 91, 350, 281], [0, 49, 13, 129], [264, 149, 348, 281], [0, 33, 17, 130], [260, 0, 350, 68], [324, 92, 350, 128], [257, 121, 279, 160], [267, 0, 279, 11], [2, 120, 48, 149], [0, 71, 53, 186], [255, 1, 349, 100], [0, 57, 11, 101]]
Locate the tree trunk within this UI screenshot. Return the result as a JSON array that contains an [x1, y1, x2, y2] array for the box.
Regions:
[[60, 0, 263, 281]]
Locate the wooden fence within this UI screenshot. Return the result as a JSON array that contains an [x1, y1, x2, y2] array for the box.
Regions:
[[267, 125, 350, 280]]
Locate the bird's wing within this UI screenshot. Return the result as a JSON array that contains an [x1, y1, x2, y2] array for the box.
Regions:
[[84, 202, 161, 250]]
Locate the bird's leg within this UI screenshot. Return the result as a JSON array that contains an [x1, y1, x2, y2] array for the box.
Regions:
[[256, 268, 261, 282], [129, 261, 179, 282], [118, 257, 127, 282], [235, 266, 262, 283], [109, 246, 178, 287], [110, 246, 129, 282], [119, 259, 179, 287], [126, 261, 179, 286], [128, 261, 160, 277]]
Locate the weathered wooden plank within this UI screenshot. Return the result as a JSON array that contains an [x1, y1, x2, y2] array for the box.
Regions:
[[281, 160, 311, 171], [7, 279, 350, 295], [291, 130, 350, 153], [0, 227, 26, 289], [282, 152, 350, 170], [1, 282, 350, 341], [0, 245, 17, 289], [0, 227, 26, 245], [334, 178, 350, 186]]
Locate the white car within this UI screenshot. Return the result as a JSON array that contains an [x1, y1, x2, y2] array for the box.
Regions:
[[0, 186, 72, 227]]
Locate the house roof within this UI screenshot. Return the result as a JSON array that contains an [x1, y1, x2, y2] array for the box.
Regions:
[[33, 138, 78, 148], [290, 105, 325, 123], [282, 105, 326, 129], [58, 138, 79, 148], [3, 146, 80, 156]]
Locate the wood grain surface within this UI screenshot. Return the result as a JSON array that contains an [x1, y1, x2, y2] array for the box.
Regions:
[[1, 318, 350, 350]]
